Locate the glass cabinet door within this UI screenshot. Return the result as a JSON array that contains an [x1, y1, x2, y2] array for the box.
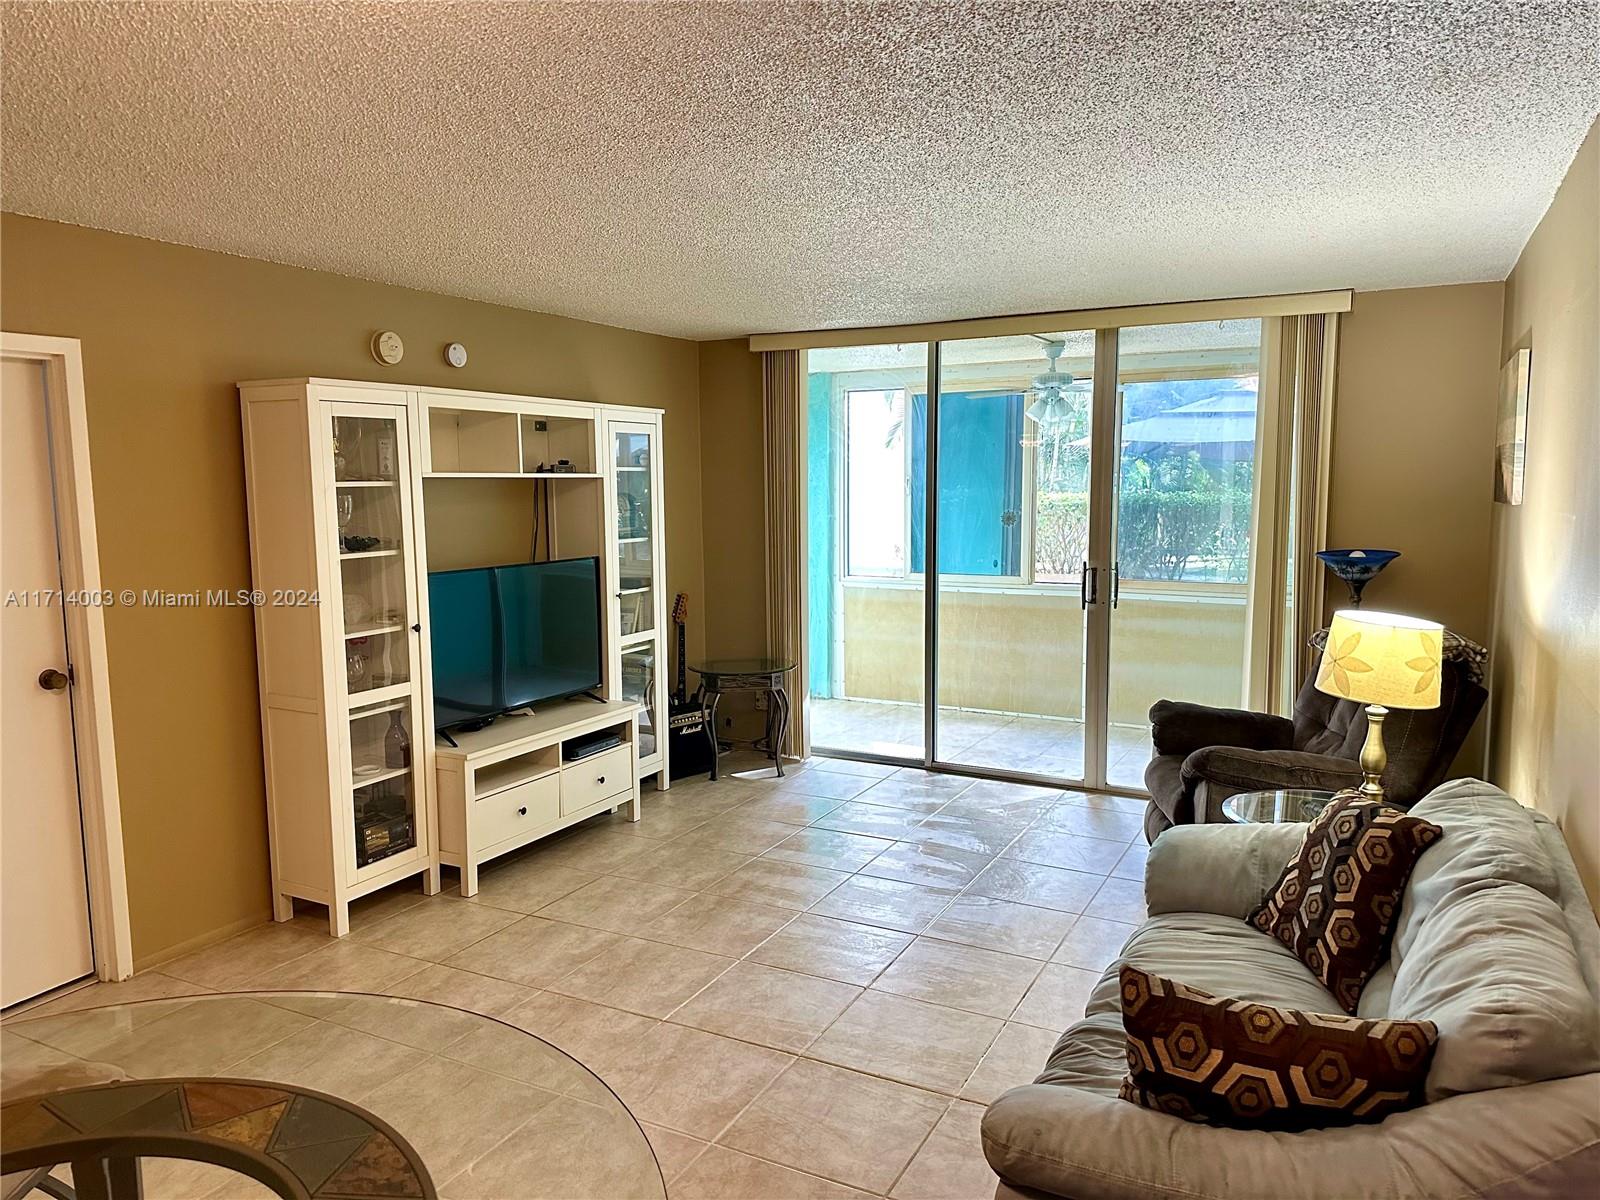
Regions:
[[620, 644, 659, 760], [331, 411, 415, 696], [326, 404, 423, 876], [347, 697, 419, 871], [613, 427, 657, 640]]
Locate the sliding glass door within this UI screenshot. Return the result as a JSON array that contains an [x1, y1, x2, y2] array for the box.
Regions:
[[1105, 321, 1264, 788], [931, 331, 1096, 782], [806, 319, 1276, 793], [805, 344, 928, 760]]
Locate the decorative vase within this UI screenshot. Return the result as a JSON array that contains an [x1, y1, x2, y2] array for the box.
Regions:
[[385, 710, 411, 769]]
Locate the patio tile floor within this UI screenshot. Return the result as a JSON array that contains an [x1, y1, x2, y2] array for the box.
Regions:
[[810, 698, 1152, 791]]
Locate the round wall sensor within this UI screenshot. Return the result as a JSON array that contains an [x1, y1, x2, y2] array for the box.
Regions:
[[445, 342, 468, 368], [370, 330, 404, 366]]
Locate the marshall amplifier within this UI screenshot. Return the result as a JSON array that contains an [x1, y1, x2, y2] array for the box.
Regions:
[[667, 698, 716, 781]]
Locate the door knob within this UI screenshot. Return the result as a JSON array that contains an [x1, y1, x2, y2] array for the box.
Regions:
[[38, 668, 69, 692]]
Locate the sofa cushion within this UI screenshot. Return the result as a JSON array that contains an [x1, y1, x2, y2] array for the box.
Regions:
[[1034, 1011, 1127, 1096], [1105, 913, 1341, 1015], [1149, 699, 1293, 758], [982, 1072, 1600, 1200], [1248, 793, 1442, 1012], [1146, 823, 1310, 920], [1032, 914, 1339, 1099], [1370, 779, 1600, 1099], [1117, 965, 1437, 1130]]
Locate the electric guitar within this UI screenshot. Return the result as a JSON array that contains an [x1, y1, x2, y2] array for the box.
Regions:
[[666, 592, 714, 778], [672, 592, 689, 705]]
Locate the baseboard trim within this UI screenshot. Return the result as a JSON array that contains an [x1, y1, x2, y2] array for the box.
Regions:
[[132, 909, 274, 975]]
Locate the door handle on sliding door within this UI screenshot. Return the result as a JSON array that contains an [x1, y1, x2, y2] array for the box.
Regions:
[[1080, 563, 1099, 609], [1111, 562, 1120, 609]]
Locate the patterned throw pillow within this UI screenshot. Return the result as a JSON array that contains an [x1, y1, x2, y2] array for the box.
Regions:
[[1247, 791, 1443, 1013], [1118, 965, 1438, 1130]]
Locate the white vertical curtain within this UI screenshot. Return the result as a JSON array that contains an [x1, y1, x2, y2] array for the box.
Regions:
[[762, 348, 806, 758], [1291, 313, 1338, 681], [1265, 311, 1340, 712]]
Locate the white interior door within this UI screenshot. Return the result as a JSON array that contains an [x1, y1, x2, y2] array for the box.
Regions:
[[1, 356, 96, 1007]]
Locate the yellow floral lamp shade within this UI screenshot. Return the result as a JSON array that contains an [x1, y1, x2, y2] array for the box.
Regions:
[[1316, 610, 1444, 710]]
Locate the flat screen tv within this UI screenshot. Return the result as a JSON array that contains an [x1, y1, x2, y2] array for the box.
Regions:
[[428, 557, 603, 733]]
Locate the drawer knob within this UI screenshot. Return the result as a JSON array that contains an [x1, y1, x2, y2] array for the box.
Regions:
[[517, 806, 527, 816], [597, 776, 605, 785]]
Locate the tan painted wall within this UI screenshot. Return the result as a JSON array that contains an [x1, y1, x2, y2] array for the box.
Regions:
[[839, 585, 1247, 725], [1329, 284, 1504, 640], [1328, 282, 1505, 774], [0, 214, 706, 967], [1488, 123, 1599, 908]]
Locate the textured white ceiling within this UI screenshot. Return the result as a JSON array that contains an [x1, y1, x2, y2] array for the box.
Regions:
[[3, 2, 1596, 341]]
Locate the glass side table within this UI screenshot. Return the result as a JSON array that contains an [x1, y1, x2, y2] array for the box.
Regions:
[[1221, 788, 1338, 824], [690, 659, 795, 781]]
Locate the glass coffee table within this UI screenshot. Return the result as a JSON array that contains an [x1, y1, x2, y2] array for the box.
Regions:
[[1221, 788, 1338, 824], [1, 992, 664, 1200]]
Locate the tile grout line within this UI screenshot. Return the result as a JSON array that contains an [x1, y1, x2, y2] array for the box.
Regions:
[[694, 1050, 949, 1199]]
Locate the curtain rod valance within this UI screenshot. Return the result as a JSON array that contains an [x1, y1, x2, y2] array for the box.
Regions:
[[747, 289, 1353, 352]]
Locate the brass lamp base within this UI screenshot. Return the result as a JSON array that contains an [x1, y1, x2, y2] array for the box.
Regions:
[[1358, 704, 1389, 803]]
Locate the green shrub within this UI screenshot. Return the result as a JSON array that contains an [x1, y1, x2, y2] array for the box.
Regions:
[[1035, 453, 1252, 583]]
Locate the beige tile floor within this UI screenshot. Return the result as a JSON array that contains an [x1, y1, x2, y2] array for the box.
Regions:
[[2, 992, 664, 1200], [12, 753, 1150, 1200], [809, 699, 1154, 790]]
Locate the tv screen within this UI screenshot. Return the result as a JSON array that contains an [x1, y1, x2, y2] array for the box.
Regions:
[[428, 557, 603, 731]]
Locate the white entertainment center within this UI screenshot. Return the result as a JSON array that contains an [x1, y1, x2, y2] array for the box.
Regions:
[[239, 377, 670, 935]]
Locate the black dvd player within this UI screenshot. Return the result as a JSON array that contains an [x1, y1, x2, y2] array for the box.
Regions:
[[564, 728, 625, 761]]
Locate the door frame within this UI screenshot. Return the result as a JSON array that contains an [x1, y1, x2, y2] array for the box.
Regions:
[[2, 332, 133, 983]]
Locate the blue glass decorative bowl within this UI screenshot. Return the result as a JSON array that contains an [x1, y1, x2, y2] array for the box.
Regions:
[[1317, 549, 1400, 606]]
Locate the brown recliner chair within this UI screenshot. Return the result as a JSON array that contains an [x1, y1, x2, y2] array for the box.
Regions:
[[1142, 650, 1487, 842]]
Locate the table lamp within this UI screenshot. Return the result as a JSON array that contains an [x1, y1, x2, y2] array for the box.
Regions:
[[1314, 610, 1444, 803]]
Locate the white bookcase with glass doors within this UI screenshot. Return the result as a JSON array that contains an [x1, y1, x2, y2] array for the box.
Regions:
[[240, 378, 669, 936]]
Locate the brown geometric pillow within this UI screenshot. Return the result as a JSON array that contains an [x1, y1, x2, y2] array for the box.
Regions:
[[1247, 791, 1442, 1013], [1118, 965, 1438, 1130]]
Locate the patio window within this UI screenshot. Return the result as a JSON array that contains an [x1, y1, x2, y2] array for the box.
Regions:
[[1116, 376, 1258, 584], [842, 388, 908, 577], [842, 387, 1027, 582], [832, 364, 1260, 589]]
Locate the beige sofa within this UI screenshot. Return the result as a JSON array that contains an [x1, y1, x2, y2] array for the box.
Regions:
[[982, 779, 1600, 1199]]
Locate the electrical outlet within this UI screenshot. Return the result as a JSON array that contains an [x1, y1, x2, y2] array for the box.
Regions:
[[723, 716, 735, 728], [753, 692, 769, 711], [533, 419, 548, 432]]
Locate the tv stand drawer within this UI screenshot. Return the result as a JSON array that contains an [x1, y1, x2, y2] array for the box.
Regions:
[[561, 745, 633, 814], [475, 775, 559, 851]]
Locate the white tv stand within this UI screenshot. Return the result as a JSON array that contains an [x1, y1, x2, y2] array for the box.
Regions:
[[434, 697, 642, 896], [239, 376, 670, 935]]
